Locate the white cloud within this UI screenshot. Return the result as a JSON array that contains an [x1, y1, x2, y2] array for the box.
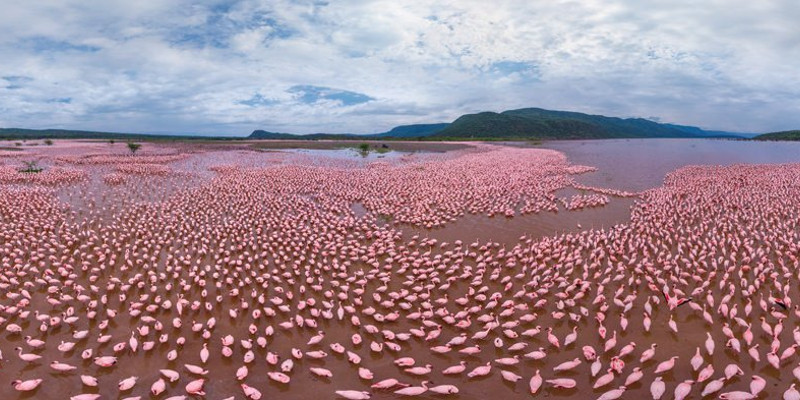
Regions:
[[0, 0, 798, 135]]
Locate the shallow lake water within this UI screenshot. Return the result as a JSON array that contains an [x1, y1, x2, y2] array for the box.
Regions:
[[2, 138, 800, 400], [543, 138, 800, 191]]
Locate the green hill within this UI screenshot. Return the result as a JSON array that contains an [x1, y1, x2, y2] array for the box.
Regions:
[[753, 130, 800, 141], [431, 108, 725, 139]]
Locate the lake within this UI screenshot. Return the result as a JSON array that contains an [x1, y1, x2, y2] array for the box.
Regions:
[[544, 138, 800, 191]]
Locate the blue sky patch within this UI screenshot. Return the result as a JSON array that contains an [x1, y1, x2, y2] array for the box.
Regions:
[[238, 93, 279, 107], [25, 37, 101, 53], [2, 76, 33, 82], [170, 5, 294, 49], [2, 76, 32, 89], [489, 61, 540, 77], [288, 85, 374, 106]]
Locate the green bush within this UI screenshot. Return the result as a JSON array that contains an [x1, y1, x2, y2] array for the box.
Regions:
[[20, 160, 43, 173], [127, 142, 141, 154]]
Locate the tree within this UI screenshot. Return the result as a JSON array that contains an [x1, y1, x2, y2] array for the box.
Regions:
[[20, 160, 42, 173], [127, 142, 141, 155]]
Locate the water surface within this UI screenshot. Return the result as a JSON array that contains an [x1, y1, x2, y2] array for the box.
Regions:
[[3, 139, 799, 400], [544, 139, 800, 191]]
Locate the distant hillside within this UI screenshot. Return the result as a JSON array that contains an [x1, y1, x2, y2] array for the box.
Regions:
[[249, 130, 365, 140], [431, 108, 740, 140], [1, 128, 136, 140], [663, 124, 750, 138], [375, 123, 449, 138], [753, 130, 800, 141], [250, 124, 449, 140], [0, 128, 231, 141], [248, 130, 306, 140]]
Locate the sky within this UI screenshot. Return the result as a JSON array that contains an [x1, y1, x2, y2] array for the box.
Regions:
[[0, 0, 798, 136]]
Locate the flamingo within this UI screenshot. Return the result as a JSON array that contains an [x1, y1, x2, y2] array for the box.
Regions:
[[650, 376, 665, 399], [12, 379, 43, 391], [654, 356, 678, 374], [335, 391, 371, 400], [394, 381, 428, 396], [529, 370, 542, 394]]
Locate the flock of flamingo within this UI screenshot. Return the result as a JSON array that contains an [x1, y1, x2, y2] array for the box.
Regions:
[[1, 140, 799, 399]]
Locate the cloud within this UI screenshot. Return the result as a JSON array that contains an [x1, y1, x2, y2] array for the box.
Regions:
[[0, 0, 798, 135]]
